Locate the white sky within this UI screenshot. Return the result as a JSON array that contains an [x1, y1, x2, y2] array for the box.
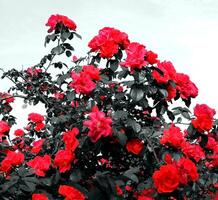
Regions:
[[0, 0, 218, 129]]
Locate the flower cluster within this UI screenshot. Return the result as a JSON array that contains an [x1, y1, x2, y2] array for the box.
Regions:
[[88, 27, 130, 58], [0, 14, 217, 200]]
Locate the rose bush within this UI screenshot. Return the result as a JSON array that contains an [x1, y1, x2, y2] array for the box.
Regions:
[[0, 14, 217, 199]]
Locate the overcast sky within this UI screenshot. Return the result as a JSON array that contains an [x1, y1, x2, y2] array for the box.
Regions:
[[0, 0, 218, 129]]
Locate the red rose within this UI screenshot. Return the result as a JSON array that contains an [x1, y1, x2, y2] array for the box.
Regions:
[[175, 73, 198, 99], [181, 141, 205, 162], [62, 128, 79, 152], [14, 129, 24, 137], [116, 184, 123, 196], [82, 65, 101, 81], [69, 71, 96, 94], [100, 40, 119, 58], [46, 14, 77, 32], [0, 120, 10, 137], [192, 104, 215, 132], [121, 42, 148, 70], [0, 92, 14, 103], [1, 151, 24, 173], [28, 113, 44, 123], [152, 61, 176, 84], [137, 188, 155, 200], [160, 124, 185, 148], [126, 138, 144, 155], [27, 155, 51, 177], [54, 150, 74, 173], [26, 67, 42, 77], [205, 154, 218, 169], [152, 164, 180, 193], [166, 85, 177, 101], [54, 92, 65, 100], [146, 50, 158, 65], [31, 139, 45, 154], [34, 122, 45, 132], [32, 193, 48, 200], [83, 106, 112, 143], [58, 185, 85, 200], [206, 135, 218, 154], [88, 27, 130, 58], [176, 157, 199, 185]]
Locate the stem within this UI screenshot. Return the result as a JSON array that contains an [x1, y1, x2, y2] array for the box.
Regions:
[[145, 137, 160, 165]]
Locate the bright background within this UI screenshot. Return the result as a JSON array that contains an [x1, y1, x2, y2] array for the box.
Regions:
[[0, 0, 218, 129]]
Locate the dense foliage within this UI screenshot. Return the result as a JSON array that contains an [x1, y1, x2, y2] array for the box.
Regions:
[[0, 14, 217, 200]]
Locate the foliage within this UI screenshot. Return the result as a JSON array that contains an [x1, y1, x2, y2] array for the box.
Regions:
[[0, 14, 217, 200]]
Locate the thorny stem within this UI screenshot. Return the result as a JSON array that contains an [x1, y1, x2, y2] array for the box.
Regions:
[[145, 137, 160, 165]]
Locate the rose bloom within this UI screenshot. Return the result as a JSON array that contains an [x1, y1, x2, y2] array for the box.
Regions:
[[54, 150, 74, 173], [176, 157, 199, 185], [14, 129, 24, 137], [31, 139, 45, 154], [146, 50, 158, 65], [126, 138, 144, 155], [181, 141, 205, 162], [152, 164, 180, 193], [192, 104, 216, 132], [121, 42, 148, 70], [152, 61, 176, 84], [69, 71, 96, 94], [46, 14, 77, 32], [0, 92, 14, 104], [27, 155, 51, 177], [205, 154, 218, 169], [137, 188, 155, 200], [32, 193, 48, 200], [54, 92, 65, 100], [59, 185, 85, 200], [206, 135, 218, 154], [34, 122, 45, 132], [166, 85, 177, 101], [1, 151, 24, 173], [0, 120, 10, 138], [62, 128, 79, 152], [88, 27, 130, 58], [28, 113, 44, 123], [82, 65, 101, 81], [83, 106, 112, 143], [160, 124, 185, 149], [175, 73, 198, 99], [26, 67, 42, 77]]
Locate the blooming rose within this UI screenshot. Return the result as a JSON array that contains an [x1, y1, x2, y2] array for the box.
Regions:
[[146, 50, 158, 65], [82, 65, 101, 81], [83, 106, 112, 143], [54, 92, 65, 100], [126, 138, 144, 155], [1, 151, 24, 173], [58, 185, 85, 200], [121, 42, 148, 70], [205, 154, 218, 169], [152, 164, 180, 193], [14, 129, 24, 137], [31, 139, 45, 154], [176, 157, 199, 185], [27, 155, 51, 176], [152, 61, 176, 84], [160, 124, 185, 148], [34, 122, 45, 132], [54, 150, 74, 173], [166, 85, 177, 101], [175, 73, 198, 99], [69, 71, 96, 94], [88, 27, 130, 58], [137, 188, 155, 200], [62, 128, 79, 152], [181, 141, 205, 162], [26, 67, 42, 77], [28, 113, 44, 123], [46, 14, 77, 32], [206, 135, 218, 154], [0, 120, 10, 138], [32, 193, 48, 200], [192, 104, 216, 132], [0, 92, 14, 104]]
